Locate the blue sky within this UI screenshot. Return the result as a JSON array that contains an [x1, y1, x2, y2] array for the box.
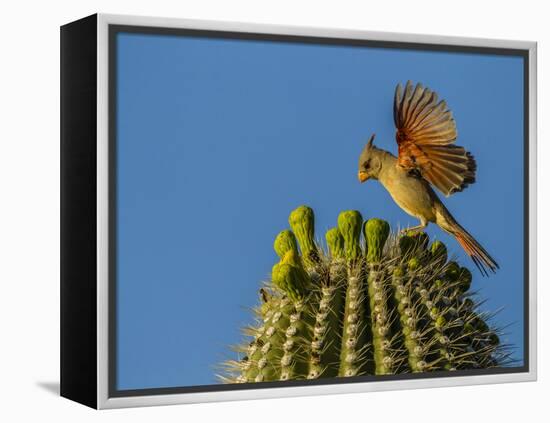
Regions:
[[115, 32, 525, 390]]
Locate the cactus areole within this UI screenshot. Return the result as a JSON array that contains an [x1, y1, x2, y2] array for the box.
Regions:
[[220, 206, 511, 383]]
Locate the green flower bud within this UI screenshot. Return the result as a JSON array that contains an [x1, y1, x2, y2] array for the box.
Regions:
[[408, 257, 420, 271], [281, 249, 302, 268], [273, 230, 298, 259], [410, 232, 429, 250], [399, 235, 415, 256], [271, 262, 308, 303], [474, 318, 490, 333], [445, 261, 461, 281], [325, 227, 344, 259], [337, 210, 363, 262], [430, 241, 448, 263], [434, 279, 444, 290], [364, 218, 390, 263], [488, 332, 500, 345], [462, 298, 475, 310], [393, 266, 405, 278], [289, 205, 318, 265], [458, 267, 473, 293]]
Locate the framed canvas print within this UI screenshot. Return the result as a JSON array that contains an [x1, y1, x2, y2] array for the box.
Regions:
[[60, 13, 537, 409]]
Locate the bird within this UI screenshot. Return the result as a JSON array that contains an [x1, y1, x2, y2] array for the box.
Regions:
[[357, 80, 498, 276]]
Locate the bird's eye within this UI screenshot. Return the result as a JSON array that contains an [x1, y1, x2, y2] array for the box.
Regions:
[[363, 160, 370, 170]]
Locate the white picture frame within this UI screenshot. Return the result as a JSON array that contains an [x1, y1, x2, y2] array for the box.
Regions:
[[60, 13, 537, 409]]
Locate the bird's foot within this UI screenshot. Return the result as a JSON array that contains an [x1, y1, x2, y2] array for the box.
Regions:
[[400, 224, 427, 236]]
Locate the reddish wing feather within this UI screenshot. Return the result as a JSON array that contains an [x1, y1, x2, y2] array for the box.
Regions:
[[393, 81, 477, 197]]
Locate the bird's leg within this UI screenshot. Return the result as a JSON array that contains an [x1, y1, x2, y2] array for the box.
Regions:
[[401, 218, 428, 235]]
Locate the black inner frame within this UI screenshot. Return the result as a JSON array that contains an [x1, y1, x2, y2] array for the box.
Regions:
[[108, 24, 530, 398]]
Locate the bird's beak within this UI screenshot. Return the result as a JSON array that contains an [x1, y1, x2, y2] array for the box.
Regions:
[[358, 171, 369, 183]]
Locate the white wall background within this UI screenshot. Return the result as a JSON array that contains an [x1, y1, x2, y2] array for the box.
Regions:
[[0, 0, 546, 420]]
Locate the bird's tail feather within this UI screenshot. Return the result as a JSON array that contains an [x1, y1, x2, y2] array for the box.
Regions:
[[452, 226, 499, 276], [435, 204, 499, 276]]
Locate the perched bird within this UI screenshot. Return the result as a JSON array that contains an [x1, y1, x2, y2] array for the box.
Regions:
[[357, 81, 498, 275]]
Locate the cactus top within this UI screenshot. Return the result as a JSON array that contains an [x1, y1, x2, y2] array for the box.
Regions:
[[325, 227, 344, 259], [364, 218, 390, 263], [289, 205, 318, 265], [221, 206, 511, 385], [337, 210, 363, 261]]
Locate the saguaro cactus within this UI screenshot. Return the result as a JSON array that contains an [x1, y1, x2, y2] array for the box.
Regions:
[[219, 206, 512, 383]]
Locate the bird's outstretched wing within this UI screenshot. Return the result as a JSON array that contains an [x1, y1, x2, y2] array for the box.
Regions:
[[393, 81, 476, 197]]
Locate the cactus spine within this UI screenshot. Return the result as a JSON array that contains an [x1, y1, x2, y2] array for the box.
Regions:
[[220, 206, 512, 383]]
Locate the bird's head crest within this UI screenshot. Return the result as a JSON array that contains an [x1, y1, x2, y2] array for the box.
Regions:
[[366, 133, 375, 150], [359, 133, 376, 159], [367, 134, 376, 150]]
